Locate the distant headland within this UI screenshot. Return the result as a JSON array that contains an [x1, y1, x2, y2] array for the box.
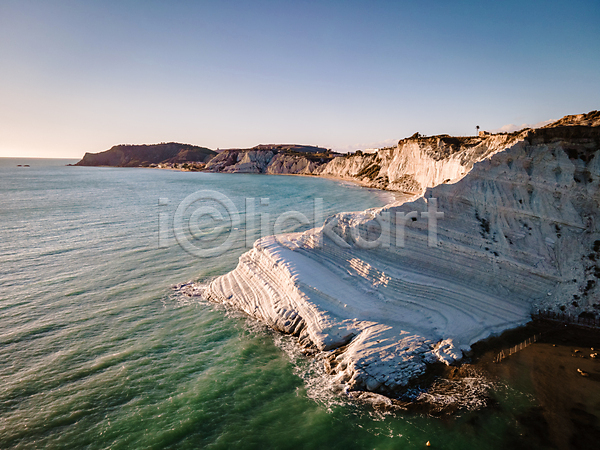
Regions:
[[73, 142, 217, 169]]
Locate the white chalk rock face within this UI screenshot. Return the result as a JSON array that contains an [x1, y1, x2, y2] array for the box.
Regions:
[[265, 153, 321, 175], [205, 114, 600, 395], [220, 150, 274, 173], [314, 134, 524, 194]]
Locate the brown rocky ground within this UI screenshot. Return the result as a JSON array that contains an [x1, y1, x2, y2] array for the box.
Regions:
[[453, 322, 600, 449]]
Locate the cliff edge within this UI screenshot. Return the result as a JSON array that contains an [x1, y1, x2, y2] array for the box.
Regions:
[[203, 132, 526, 196]]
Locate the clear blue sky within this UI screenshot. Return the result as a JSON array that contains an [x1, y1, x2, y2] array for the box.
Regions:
[[1, 0, 599, 158]]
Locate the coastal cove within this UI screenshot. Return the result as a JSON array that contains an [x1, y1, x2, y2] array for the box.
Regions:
[[3, 158, 598, 448], [29, 111, 597, 447], [3, 0, 600, 446]]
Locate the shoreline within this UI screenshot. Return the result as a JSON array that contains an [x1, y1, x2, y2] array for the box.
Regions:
[[201, 123, 600, 416], [73, 135, 600, 443], [69, 163, 415, 206]]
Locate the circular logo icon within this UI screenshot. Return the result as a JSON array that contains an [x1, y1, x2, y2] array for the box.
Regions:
[[173, 190, 240, 258]]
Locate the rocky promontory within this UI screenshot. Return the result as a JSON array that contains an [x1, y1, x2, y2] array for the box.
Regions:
[[203, 111, 600, 398], [74, 142, 217, 168]]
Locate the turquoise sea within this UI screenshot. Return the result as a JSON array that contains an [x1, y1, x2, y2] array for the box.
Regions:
[[0, 158, 544, 449]]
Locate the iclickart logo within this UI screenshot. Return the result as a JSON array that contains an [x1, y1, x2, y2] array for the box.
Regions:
[[158, 190, 444, 258]]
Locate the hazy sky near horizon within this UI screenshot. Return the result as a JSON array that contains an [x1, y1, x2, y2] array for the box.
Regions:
[[1, 0, 599, 158]]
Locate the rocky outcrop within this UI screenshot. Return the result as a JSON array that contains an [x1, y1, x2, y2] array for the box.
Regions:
[[205, 149, 275, 173], [74, 143, 216, 167], [265, 153, 323, 175], [204, 145, 335, 175], [203, 111, 600, 397], [542, 110, 600, 128]]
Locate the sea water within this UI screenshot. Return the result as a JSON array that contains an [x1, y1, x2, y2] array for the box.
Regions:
[[0, 158, 540, 449]]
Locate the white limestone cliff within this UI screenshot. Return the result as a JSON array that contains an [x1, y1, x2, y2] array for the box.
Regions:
[[204, 133, 526, 196], [204, 145, 332, 176], [203, 112, 600, 396], [315, 134, 523, 193]]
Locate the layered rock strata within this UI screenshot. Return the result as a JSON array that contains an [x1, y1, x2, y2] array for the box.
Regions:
[[204, 145, 333, 175], [315, 134, 522, 193], [204, 133, 529, 196], [205, 112, 600, 395]]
